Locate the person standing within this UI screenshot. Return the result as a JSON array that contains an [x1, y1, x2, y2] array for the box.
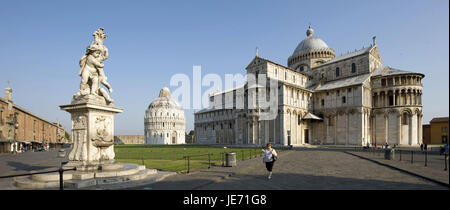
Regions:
[[262, 143, 278, 179]]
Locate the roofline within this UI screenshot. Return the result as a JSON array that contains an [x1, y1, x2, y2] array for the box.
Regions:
[[248, 56, 310, 77], [312, 46, 374, 69], [0, 97, 62, 128]]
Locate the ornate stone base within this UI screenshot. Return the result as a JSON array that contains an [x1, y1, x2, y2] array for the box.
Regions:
[[60, 99, 123, 163], [14, 163, 160, 189]]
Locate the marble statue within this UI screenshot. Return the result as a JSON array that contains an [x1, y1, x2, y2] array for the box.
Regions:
[[75, 27, 113, 104], [61, 27, 123, 164]]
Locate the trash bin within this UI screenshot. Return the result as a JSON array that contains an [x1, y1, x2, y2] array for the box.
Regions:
[[57, 149, 66, 158], [225, 152, 237, 167], [384, 149, 395, 160]]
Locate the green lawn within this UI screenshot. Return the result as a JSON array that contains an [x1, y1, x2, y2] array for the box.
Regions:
[[114, 144, 283, 172]]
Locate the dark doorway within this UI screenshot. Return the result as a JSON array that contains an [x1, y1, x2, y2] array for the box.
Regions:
[[287, 130, 291, 146], [304, 129, 309, 144]]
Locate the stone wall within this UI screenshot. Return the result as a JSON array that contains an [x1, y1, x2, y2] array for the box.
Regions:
[[114, 135, 145, 145]]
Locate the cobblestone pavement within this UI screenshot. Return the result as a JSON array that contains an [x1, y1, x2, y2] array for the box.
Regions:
[[0, 149, 68, 189], [129, 148, 448, 190], [1, 148, 448, 190], [347, 150, 449, 186]]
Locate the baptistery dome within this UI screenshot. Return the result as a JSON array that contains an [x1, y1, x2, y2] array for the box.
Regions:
[[144, 87, 186, 144]]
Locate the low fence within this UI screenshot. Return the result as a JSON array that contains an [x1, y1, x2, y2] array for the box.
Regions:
[[0, 165, 76, 190], [354, 147, 448, 171], [115, 147, 277, 173]]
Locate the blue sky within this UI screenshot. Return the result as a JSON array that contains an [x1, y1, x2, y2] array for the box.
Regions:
[[0, 0, 448, 135]]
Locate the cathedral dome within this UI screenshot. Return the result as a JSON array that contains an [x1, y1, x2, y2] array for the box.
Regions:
[[293, 26, 330, 54]]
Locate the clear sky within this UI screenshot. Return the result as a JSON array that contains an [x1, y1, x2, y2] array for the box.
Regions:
[[0, 0, 448, 135]]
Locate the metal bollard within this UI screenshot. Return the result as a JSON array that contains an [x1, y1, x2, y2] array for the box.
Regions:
[[250, 150, 252, 159], [424, 151, 427, 167], [445, 154, 448, 171], [399, 150, 402, 161], [208, 153, 211, 169], [222, 152, 224, 167], [411, 151, 414, 164], [59, 167, 64, 190], [187, 156, 190, 174], [242, 151, 244, 161]]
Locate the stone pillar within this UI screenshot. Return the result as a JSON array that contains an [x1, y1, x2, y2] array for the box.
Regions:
[[281, 111, 285, 146], [60, 97, 123, 168], [398, 114, 402, 145], [385, 115, 388, 144]]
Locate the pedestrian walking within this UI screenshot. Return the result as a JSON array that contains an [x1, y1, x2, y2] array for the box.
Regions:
[[420, 144, 423, 151], [262, 143, 278, 179]]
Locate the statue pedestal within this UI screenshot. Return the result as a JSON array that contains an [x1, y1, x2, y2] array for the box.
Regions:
[[60, 95, 123, 169]]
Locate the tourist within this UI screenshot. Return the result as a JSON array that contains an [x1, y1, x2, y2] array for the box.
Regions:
[[420, 144, 423, 151], [262, 143, 277, 179]]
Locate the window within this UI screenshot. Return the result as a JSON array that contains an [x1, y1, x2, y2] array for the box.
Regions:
[[328, 116, 334, 126], [389, 95, 394, 106], [442, 135, 448, 144], [351, 63, 356, 73], [342, 96, 346, 104], [443, 127, 448, 133], [300, 66, 304, 72], [335, 67, 340, 77], [321, 99, 325, 106], [381, 79, 386, 86], [348, 88, 352, 92], [402, 113, 409, 125]]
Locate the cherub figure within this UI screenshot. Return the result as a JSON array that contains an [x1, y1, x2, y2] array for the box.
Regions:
[[75, 28, 113, 103]]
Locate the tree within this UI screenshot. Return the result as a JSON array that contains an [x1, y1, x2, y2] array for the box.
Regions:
[[65, 131, 71, 142]]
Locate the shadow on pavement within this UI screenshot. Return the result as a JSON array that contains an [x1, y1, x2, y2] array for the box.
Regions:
[[6, 161, 55, 172], [126, 171, 447, 190]]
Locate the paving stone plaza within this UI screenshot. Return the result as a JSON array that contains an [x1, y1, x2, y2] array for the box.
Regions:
[[0, 147, 447, 190]]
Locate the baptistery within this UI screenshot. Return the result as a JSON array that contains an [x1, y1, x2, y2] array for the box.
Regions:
[[144, 87, 185, 144]]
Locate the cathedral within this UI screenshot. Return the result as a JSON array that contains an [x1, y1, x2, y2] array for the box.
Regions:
[[194, 26, 424, 146]]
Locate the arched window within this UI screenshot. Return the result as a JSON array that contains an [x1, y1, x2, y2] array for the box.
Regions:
[[335, 67, 340, 77], [342, 96, 346, 104], [351, 63, 356, 73], [300, 66, 304, 72], [402, 113, 409, 125]]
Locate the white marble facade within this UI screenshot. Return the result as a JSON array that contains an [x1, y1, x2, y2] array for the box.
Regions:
[[145, 87, 186, 144], [194, 26, 424, 146]]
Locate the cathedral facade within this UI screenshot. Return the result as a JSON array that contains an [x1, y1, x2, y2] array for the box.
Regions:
[[194, 26, 424, 147]]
